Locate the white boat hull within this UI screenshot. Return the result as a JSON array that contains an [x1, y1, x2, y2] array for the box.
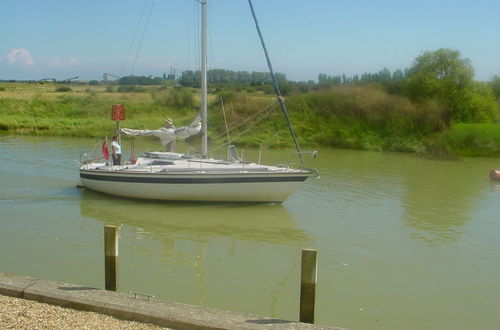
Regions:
[[80, 169, 310, 202]]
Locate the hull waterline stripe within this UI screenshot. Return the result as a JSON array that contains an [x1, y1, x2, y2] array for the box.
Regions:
[[80, 172, 309, 184]]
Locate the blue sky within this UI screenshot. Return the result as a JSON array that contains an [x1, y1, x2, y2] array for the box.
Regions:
[[1, 0, 499, 82]]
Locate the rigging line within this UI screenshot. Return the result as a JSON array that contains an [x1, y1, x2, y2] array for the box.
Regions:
[[220, 97, 232, 145], [208, 104, 278, 152], [208, 3, 213, 79], [186, 0, 192, 71], [194, 0, 201, 71], [247, 0, 304, 165], [207, 102, 278, 143], [187, 0, 199, 72], [131, 0, 155, 75], [207, 100, 278, 144], [208, 103, 278, 144], [89, 138, 100, 159], [119, 0, 149, 77], [230, 110, 277, 142], [208, 105, 276, 154]]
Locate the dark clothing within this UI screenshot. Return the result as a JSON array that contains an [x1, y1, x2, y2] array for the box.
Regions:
[[112, 153, 121, 165]]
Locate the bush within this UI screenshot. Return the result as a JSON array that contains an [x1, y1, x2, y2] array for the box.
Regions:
[[117, 85, 146, 93], [442, 123, 500, 156], [288, 85, 446, 137], [217, 90, 238, 103], [55, 86, 72, 92], [152, 87, 194, 108]]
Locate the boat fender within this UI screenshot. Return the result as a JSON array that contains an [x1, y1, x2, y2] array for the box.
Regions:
[[489, 169, 500, 181]]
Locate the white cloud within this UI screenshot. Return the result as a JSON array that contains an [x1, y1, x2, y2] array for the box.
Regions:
[[49, 56, 83, 68], [5, 48, 35, 66], [69, 58, 82, 66]]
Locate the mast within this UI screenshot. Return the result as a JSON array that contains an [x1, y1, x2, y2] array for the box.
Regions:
[[200, 0, 208, 158]]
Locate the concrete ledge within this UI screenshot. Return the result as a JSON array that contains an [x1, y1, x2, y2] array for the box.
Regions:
[[0, 272, 343, 330], [0, 272, 39, 298]]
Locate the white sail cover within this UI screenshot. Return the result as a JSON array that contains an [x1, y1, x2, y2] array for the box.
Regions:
[[121, 116, 201, 147]]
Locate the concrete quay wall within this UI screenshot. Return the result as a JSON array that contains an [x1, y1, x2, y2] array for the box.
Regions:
[[0, 272, 344, 330]]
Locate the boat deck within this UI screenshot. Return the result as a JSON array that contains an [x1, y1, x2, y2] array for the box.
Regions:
[[81, 154, 309, 175]]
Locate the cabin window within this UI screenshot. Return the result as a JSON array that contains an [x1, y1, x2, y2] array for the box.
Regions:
[[150, 160, 174, 165]]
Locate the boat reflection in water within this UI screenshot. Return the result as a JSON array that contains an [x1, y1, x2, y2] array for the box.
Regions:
[[78, 189, 310, 316], [78, 189, 309, 244]]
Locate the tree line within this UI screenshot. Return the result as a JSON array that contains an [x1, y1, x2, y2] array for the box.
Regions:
[[316, 49, 498, 124], [178, 69, 287, 87], [114, 48, 498, 125]]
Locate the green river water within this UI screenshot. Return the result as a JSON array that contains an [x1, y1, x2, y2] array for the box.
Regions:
[[1, 135, 500, 329]]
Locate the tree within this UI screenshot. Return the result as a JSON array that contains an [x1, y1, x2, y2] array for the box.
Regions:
[[405, 48, 496, 123], [489, 75, 500, 98], [405, 49, 473, 99]]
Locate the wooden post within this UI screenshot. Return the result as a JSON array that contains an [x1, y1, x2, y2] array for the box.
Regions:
[[116, 120, 121, 144], [104, 225, 118, 291], [300, 249, 317, 323]]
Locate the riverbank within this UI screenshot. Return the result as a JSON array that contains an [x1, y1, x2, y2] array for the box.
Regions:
[[1, 82, 500, 157], [0, 272, 340, 330]]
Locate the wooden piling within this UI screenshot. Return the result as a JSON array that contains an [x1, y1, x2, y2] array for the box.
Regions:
[[299, 249, 317, 323], [104, 225, 118, 291]]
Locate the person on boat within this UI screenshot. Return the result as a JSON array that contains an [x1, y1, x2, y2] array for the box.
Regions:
[[111, 135, 122, 165], [101, 137, 110, 163], [120, 115, 201, 153]]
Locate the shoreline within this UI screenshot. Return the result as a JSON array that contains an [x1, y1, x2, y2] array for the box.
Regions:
[[0, 272, 342, 330]]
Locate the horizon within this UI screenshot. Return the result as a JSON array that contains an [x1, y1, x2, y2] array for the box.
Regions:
[[1, 0, 499, 82]]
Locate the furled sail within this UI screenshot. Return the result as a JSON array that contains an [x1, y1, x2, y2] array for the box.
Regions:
[[120, 116, 201, 148]]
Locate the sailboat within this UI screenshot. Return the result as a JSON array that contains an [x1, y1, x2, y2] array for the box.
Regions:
[[79, 0, 315, 203]]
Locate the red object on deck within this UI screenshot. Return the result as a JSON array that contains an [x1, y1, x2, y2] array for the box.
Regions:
[[490, 169, 500, 180], [102, 141, 110, 161], [111, 104, 125, 121]]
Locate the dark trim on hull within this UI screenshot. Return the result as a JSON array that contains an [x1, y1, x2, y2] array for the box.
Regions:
[[82, 187, 284, 204], [80, 172, 309, 184]]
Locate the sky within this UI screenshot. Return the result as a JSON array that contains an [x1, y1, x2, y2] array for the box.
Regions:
[[1, 0, 500, 82]]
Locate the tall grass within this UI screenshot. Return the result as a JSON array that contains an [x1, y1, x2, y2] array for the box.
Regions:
[[0, 83, 198, 137]]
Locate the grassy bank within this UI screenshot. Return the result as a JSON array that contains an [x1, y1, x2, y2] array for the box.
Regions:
[[1, 82, 500, 158], [0, 83, 197, 137]]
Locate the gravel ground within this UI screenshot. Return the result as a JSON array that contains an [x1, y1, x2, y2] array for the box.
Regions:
[[0, 294, 170, 329]]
